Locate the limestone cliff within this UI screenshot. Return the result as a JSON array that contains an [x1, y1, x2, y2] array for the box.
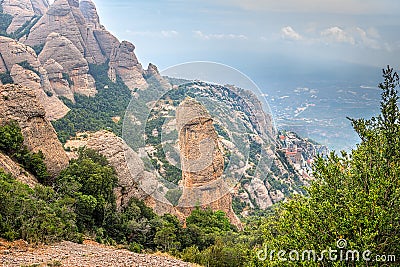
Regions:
[[176, 98, 242, 228], [38, 32, 97, 97], [25, 0, 106, 64], [145, 63, 171, 90], [0, 84, 69, 177], [1, 0, 49, 34], [0, 36, 69, 120], [64, 131, 177, 216], [108, 41, 148, 91]]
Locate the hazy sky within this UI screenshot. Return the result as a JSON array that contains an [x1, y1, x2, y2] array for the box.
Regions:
[[57, 0, 398, 90]]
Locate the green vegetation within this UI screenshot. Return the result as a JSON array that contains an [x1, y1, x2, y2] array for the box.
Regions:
[[52, 63, 132, 143], [62, 72, 74, 86], [0, 72, 13, 84], [0, 121, 50, 184], [0, 170, 78, 244], [32, 44, 45, 55], [0, 6, 13, 37], [258, 66, 400, 266], [17, 60, 41, 76]]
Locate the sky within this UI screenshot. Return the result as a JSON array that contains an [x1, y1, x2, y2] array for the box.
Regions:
[[87, 0, 400, 83]]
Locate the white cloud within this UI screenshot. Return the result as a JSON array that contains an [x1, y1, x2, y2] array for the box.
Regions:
[[321, 27, 355, 45], [126, 30, 179, 38], [354, 27, 380, 49], [207, 0, 398, 15], [193, 30, 248, 40], [281, 26, 302, 41]]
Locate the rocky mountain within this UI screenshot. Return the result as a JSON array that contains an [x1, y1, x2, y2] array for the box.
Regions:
[[0, 0, 310, 225], [64, 131, 177, 217], [176, 98, 242, 228], [0, 83, 69, 177], [1, 0, 49, 34], [0, 36, 69, 120], [1, 0, 158, 109]]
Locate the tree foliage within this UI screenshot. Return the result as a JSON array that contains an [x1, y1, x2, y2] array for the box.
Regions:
[[0, 121, 50, 184], [258, 66, 400, 266]]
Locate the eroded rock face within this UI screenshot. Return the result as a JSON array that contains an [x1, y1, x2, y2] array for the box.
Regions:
[[0, 36, 69, 120], [176, 98, 242, 229], [38, 32, 97, 96], [64, 131, 177, 216], [145, 63, 171, 90], [0, 84, 69, 177], [25, 0, 106, 64], [0, 152, 38, 188], [42, 58, 74, 101], [2, 0, 49, 34], [0, 36, 39, 72], [79, 0, 100, 29], [108, 41, 148, 91], [244, 178, 273, 210], [10, 64, 70, 120]]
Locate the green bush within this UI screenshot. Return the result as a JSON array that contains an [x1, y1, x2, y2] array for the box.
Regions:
[[53, 63, 132, 143], [0, 170, 77, 244], [0, 72, 13, 84], [0, 121, 50, 184]]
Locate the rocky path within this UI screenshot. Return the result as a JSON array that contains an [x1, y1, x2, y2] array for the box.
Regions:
[[0, 240, 195, 267]]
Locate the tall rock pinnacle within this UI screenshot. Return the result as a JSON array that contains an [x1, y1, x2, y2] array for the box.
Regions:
[[176, 98, 242, 229]]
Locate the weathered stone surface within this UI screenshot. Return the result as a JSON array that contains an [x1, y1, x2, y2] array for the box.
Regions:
[[176, 98, 242, 228], [25, 0, 107, 64], [0, 36, 39, 73], [0, 152, 38, 188], [10, 64, 70, 120], [108, 41, 148, 90], [0, 36, 69, 120], [145, 63, 171, 89], [64, 131, 177, 216], [38, 32, 97, 96], [42, 58, 74, 101], [1, 0, 49, 34], [79, 0, 99, 29], [93, 29, 120, 59], [244, 178, 273, 209], [0, 84, 69, 177]]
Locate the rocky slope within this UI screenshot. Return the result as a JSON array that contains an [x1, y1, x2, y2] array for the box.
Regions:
[[176, 98, 242, 228], [64, 131, 177, 217], [0, 239, 194, 267], [0, 84, 69, 177], [1, 0, 167, 115], [108, 41, 148, 91], [1, 0, 49, 34], [0, 152, 38, 187], [0, 36, 69, 120]]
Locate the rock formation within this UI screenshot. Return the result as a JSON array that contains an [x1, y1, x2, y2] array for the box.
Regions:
[[38, 32, 97, 96], [0, 152, 38, 188], [145, 63, 171, 90], [176, 98, 242, 228], [0, 36, 39, 72], [1, 0, 49, 34], [108, 41, 148, 91], [25, 0, 102, 63], [0, 84, 69, 177], [0, 36, 69, 120], [42, 58, 74, 101], [64, 131, 177, 216]]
